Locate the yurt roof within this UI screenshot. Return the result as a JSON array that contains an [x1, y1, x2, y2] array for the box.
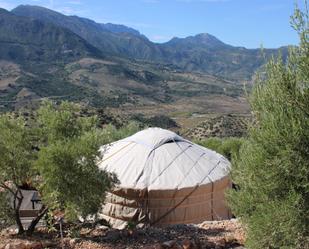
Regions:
[[98, 128, 230, 190]]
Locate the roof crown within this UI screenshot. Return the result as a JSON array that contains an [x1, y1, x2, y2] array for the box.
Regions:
[[123, 127, 187, 150]]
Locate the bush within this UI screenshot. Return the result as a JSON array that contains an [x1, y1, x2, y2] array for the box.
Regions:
[[196, 137, 244, 161], [0, 101, 118, 235], [0, 192, 14, 229], [131, 114, 179, 129], [227, 4, 309, 248]]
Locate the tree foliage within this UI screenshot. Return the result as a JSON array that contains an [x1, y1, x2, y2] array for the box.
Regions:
[[196, 137, 244, 162], [0, 101, 121, 235], [36, 101, 118, 221], [228, 3, 309, 248], [0, 114, 37, 234]]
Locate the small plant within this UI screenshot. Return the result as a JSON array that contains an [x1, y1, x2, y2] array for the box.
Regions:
[[126, 220, 137, 235]]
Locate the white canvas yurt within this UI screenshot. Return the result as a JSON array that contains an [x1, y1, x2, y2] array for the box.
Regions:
[[98, 128, 232, 229]]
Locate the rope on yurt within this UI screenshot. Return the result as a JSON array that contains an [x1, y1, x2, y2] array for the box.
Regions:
[[97, 142, 134, 164], [149, 184, 199, 226], [150, 161, 221, 226], [148, 146, 191, 186], [172, 140, 217, 221], [210, 180, 214, 220]]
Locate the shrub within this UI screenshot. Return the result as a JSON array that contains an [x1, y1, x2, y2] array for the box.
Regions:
[[227, 3, 309, 248], [196, 137, 244, 161], [0, 101, 118, 235]]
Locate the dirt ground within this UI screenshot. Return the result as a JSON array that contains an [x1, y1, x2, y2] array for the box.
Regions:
[[0, 219, 245, 249]]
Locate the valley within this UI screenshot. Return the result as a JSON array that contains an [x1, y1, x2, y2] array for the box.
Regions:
[[0, 5, 286, 137]]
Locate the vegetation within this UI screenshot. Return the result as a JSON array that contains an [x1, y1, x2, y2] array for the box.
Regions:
[[0, 114, 36, 234], [186, 114, 250, 140], [100, 121, 141, 142], [0, 8, 100, 63], [131, 114, 179, 129], [0, 4, 289, 114], [11, 5, 288, 80], [196, 137, 244, 161], [228, 4, 309, 248], [0, 101, 119, 235]]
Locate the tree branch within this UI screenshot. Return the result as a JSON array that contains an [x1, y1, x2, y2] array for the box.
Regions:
[[26, 205, 48, 236], [0, 182, 20, 200]]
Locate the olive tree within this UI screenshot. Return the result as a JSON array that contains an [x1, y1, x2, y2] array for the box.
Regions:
[[0, 101, 118, 235], [228, 3, 309, 248], [0, 114, 37, 234], [34, 101, 118, 229]]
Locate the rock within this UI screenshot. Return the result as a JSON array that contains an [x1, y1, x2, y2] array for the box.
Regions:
[[95, 225, 109, 230], [154, 244, 163, 249], [182, 239, 197, 249], [69, 238, 82, 247], [214, 238, 227, 249], [104, 229, 121, 241], [162, 240, 176, 248], [41, 241, 57, 248], [162, 240, 182, 249], [204, 241, 216, 248], [24, 242, 42, 249], [4, 242, 27, 249]]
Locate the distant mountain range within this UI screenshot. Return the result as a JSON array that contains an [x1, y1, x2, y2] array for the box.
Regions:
[[0, 7, 101, 63], [11, 5, 288, 80], [0, 5, 286, 124]]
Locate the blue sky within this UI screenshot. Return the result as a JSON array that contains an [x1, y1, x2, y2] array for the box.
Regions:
[[0, 0, 301, 48]]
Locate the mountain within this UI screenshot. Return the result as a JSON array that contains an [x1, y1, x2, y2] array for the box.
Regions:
[[0, 8, 101, 63], [11, 5, 288, 80], [0, 6, 250, 133], [159, 33, 288, 80], [101, 23, 141, 36], [165, 33, 228, 49], [12, 5, 163, 61]]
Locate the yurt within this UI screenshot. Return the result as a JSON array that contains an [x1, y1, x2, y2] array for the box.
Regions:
[[98, 128, 231, 229]]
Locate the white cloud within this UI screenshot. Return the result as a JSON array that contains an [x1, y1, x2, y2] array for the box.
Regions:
[[0, 1, 16, 10], [151, 35, 173, 42]]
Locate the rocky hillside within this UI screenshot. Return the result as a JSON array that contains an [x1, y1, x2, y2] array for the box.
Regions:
[[12, 5, 288, 80], [12, 5, 163, 61], [0, 5, 254, 130], [0, 219, 245, 249], [184, 114, 251, 139], [0, 8, 101, 63]]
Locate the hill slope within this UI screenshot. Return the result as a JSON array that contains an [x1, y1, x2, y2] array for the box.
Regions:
[[159, 33, 288, 80], [0, 7, 250, 132], [12, 5, 163, 61], [12, 5, 288, 80], [0, 8, 101, 63]]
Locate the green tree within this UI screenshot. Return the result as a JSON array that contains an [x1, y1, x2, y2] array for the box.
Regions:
[[101, 121, 141, 142], [228, 3, 309, 248], [196, 137, 244, 161], [34, 101, 117, 231], [0, 114, 37, 234], [0, 101, 118, 235]]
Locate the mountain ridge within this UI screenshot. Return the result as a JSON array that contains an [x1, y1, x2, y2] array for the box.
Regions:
[[0, 7, 102, 63], [0, 6, 252, 133], [11, 4, 288, 80]]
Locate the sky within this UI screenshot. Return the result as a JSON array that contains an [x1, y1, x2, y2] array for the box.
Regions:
[[0, 0, 302, 48]]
